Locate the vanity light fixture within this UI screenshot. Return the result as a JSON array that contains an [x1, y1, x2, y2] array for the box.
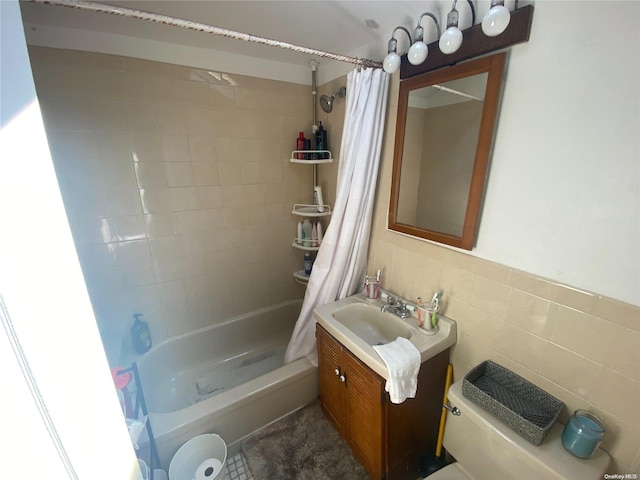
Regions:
[[407, 12, 440, 66], [482, 0, 511, 37], [383, 26, 412, 74], [382, 0, 522, 73]]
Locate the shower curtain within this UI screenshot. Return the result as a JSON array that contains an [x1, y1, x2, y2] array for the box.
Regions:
[[284, 67, 389, 363]]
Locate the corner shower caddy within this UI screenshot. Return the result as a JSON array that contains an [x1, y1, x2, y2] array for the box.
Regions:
[[290, 150, 333, 285]]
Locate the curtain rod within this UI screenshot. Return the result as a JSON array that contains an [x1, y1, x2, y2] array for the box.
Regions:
[[24, 0, 383, 69]]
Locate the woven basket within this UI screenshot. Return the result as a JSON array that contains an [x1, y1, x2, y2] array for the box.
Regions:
[[462, 361, 564, 446]]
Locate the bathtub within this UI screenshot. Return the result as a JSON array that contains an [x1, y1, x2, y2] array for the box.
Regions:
[[136, 299, 318, 468]]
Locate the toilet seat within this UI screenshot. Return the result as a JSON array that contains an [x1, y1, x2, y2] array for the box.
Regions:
[[424, 462, 470, 480]]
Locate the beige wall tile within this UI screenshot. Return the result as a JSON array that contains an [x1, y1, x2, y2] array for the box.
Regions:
[[195, 186, 223, 209], [601, 326, 640, 381], [546, 281, 598, 314], [192, 162, 219, 186], [188, 135, 217, 163], [145, 213, 175, 238], [101, 161, 137, 190], [87, 101, 129, 132], [140, 188, 172, 214], [451, 253, 511, 284], [108, 188, 143, 216], [506, 289, 555, 339], [165, 162, 194, 187], [39, 97, 91, 132], [132, 134, 165, 163], [162, 135, 190, 163], [440, 263, 473, 303], [95, 133, 134, 163], [588, 370, 640, 426], [549, 305, 617, 364], [168, 186, 198, 211], [594, 296, 640, 332], [218, 162, 243, 185], [540, 343, 603, 398], [135, 162, 168, 188], [510, 269, 552, 298], [467, 275, 512, 319], [173, 211, 201, 235], [112, 215, 146, 241]]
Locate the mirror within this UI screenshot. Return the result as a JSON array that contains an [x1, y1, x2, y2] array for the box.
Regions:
[[389, 53, 506, 250]]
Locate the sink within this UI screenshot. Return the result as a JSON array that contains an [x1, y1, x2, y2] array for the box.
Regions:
[[314, 292, 457, 380], [332, 303, 412, 346]]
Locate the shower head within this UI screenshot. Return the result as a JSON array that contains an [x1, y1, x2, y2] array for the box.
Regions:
[[319, 86, 347, 113]]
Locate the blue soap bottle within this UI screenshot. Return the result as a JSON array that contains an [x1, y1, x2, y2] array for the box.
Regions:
[[130, 313, 152, 354]]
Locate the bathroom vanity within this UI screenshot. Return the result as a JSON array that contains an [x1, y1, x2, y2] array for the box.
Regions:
[[314, 293, 456, 480]]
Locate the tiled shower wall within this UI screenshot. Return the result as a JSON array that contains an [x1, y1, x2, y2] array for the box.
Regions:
[[363, 76, 640, 474], [28, 47, 312, 361]]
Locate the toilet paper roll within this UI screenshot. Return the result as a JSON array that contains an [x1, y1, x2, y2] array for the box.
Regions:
[[193, 458, 223, 480]]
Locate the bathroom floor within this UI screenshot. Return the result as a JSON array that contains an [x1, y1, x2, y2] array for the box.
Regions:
[[226, 451, 254, 480], [224, 443, 442, 480]]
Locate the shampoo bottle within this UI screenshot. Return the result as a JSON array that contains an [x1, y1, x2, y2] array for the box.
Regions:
[[315, 122, 327, 159], [296, 131, 305, 159], [130, 313, 152, 354], [297, 221, 303, 244]]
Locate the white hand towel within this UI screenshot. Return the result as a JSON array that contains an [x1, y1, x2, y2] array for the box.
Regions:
[[373, 337, 421, 404]]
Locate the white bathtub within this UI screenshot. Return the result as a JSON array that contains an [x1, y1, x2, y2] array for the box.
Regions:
[[136, 300, 318, 468]]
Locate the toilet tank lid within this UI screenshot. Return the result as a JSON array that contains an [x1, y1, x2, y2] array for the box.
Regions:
[[448, 379, 610, 480]]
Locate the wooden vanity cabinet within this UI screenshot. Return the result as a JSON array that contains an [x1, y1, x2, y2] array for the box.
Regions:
[[317, 324, 449, 480]]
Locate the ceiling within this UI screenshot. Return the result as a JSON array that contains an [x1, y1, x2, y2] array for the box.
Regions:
[[19, 0, 456, 82]]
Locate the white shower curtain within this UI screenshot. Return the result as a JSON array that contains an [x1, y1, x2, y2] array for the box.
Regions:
[[284, 67, 389, 363]]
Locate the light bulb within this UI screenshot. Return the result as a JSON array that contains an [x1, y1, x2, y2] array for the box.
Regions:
[[408, 41, 428, 65], [383, 52, 401, 74], [482, 3, 510, 37], [439, 27, 463, 54]]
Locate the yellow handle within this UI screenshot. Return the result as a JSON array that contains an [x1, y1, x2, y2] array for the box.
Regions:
[[435, 363, 454, 458]]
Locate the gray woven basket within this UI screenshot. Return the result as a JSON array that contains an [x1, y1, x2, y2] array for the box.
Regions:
[[462, 360, 564, 446]]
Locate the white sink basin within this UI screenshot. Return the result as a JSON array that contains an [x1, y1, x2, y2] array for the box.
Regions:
[[331, 303, 412, 345], [314, 292, 457, 380]]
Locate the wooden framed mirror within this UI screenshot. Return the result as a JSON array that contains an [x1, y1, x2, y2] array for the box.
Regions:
[[389, 53, 506, 250]]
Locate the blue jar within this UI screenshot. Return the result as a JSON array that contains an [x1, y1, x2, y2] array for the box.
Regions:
[[561, 410, 605, 459]]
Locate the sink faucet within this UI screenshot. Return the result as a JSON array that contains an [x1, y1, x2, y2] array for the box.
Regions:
[[380, 296, 411, 319]]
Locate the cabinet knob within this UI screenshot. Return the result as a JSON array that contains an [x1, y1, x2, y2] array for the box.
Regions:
[[339, 374, 346, 383], [334, 368, 340, 376]]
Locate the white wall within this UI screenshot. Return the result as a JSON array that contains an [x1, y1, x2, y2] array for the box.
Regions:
[[474, 1, 639, 305]]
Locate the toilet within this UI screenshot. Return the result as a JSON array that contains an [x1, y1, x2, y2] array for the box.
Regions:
[[425, 379, 610, 479]]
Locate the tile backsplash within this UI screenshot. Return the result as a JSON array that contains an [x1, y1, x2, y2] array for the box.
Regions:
[[28, 47, 310, 360]]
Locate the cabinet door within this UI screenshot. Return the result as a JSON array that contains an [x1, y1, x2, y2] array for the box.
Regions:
[[317, 325, 346, 436], [344, 349, 385, 480]]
